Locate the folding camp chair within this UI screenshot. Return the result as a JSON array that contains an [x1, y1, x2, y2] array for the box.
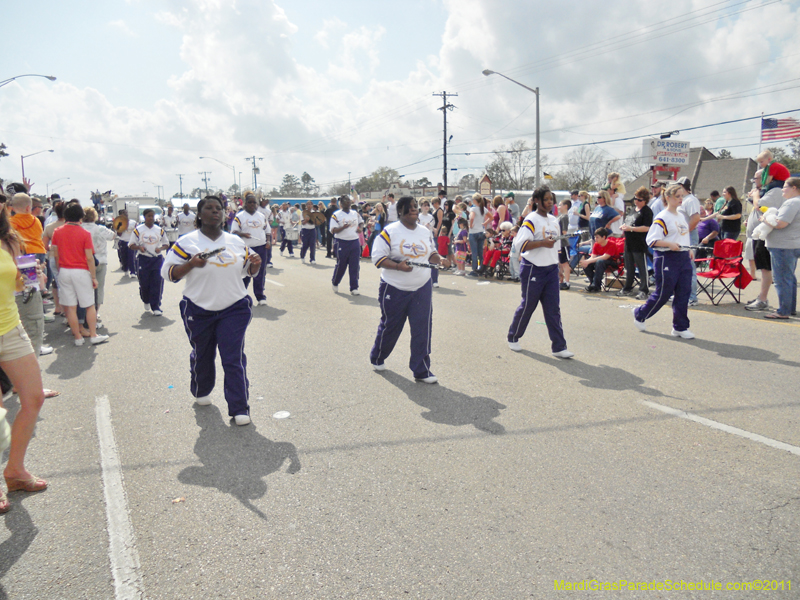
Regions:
[[601, 237, 626, 291], [696, 239, 753, 305]]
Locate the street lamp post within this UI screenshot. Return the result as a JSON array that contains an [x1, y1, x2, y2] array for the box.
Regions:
[[0, 74, 57, 89], [482, 69, 540, 188], [199, 157, 237, 191], [21, 149, 54, 181], [46, 177, 69, 197]]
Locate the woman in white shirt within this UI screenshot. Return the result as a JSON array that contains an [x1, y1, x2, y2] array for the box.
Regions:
[[507, 187, 574, 358], [467, 193, 487, 276], [161, 196, 262, 425], [633, 184, 695, 339], [369, 196, 450, 383], [81, 207, 115, 318]]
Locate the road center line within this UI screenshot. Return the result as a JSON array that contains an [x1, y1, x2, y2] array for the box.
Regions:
[[641, 399, 800, 456], [95, 396, 146, 600], [264, 278, 285, 287]]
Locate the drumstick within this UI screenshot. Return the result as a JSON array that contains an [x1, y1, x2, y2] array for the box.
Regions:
[[406, 261, 449, 271]]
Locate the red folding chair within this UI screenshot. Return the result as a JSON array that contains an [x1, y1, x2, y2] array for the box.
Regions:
[[696, 239, 753, 305], [601, 237, 626, 291]]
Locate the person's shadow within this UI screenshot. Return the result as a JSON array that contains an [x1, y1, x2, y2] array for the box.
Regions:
[[177, 406, 300, 519], [0, 500, 38, 600], [378, 371, 506, 434], [132, 316, 176, 332], [250, 306, 287, 321], [648, 333, 800, 368], [522, 351, 665, 396]]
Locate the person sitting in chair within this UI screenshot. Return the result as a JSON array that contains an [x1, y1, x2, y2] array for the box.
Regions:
[[579, 228, 620, 293]]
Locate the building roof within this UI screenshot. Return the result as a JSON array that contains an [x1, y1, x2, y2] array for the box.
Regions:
[[624, 147, 757, 201]]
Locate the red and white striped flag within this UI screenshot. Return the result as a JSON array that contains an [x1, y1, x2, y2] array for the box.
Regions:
[[761, 117, 800, 142]]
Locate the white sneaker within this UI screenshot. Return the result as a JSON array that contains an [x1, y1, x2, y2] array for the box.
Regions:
[[302, 257, 306, 264], [372, 363, 386, 371], [552, 350, 575, 359], [432, 283, 439, 288], [633, 308, 646, 332], [416, 375, 438, 384], [266, 262, 273, 268], [508, 341, 522, 352], [143, 303, 151, 313], [309, 260, 316, 265], [332, 285, 339, 293], [90, 334, 109, 345], [40, 345, 54, 356], [351, 289, 360, 296], [234, 414, 251, 426], [152, 309, 163, 316], [74, 338, 85, 347], [195, 395, 212, 406], [43, 313, 55, 323], [671, 329, 696, 339], [257, 299, 267, 306], [280, 249, 285, 256]]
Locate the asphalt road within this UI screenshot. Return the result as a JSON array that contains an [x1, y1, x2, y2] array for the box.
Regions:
[[1, 246, 798, 599]]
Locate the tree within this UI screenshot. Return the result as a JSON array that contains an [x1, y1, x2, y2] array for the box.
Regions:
[[279, 174, 301, 197], [300, 172, 318, 197], [325, 181, 351, 196], [716, 149, 733, 160], [415, 176, 432, 187], [227, 183, 240, 196], [353, 166, 400, 193], [551, 146, 608, 191], [484, 140, 538, 190], [459, 174, 477, 191], [0, 143, 8, 160], [619, 151, 649, 183]]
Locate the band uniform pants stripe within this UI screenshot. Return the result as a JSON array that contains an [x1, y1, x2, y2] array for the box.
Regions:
[[507, 260, 566, 353]]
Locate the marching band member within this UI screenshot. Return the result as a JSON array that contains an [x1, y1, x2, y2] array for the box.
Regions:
[[231, 192, 271, 306], [507, 186, 574, 358], [162, 204, 179, 248], [129, 209, 169, 316], [300, 200, 317, 264], [176, 203, 196, 238], [369, 196, 450, 383], [117, 210, 138, 278], [161, 195, 261, 426], [633, 184, 695, 339], [330, 195, 363, 295]]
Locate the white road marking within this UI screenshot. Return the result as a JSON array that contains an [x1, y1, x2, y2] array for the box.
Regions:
[[641, 400, 800, 456], [95, 396, 146, 599], [264, 278, 285, 287]]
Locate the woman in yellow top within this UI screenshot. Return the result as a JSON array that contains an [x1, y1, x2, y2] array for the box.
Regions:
[[0, 208, 47, 514]]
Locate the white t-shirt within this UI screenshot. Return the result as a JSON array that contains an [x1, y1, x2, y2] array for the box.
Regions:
[[301, 209, 317, 230], [278, 209, 291, 228], [648, 195, 664, 213], [568, 201, 581, 230], [331, 209, 363, 241], [513, 211, 561, 267], [648, 209, 690, 251], [120, 218, 137, 242], [231, 209, 271, 248], [678, 193, 701, 230], [468, 206, 486, 234], [386, 202, 398, 223], [371, 221, 436, 291], [161, 230, 253, 311], [82, 223, 116, 264], [176, 211, 196, 237], [418, 212, 435, 232], [609, 195, 625, 235], [131, 224, 169, 256]]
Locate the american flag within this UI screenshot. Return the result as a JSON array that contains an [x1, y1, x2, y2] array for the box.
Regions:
[[761, 117, 800, 142]]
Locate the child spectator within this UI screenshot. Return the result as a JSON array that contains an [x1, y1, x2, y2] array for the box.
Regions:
[[579, 228, 620, 292], [454, 218, 469, 275], [558, 200, 571, 290], [508, 225, 521, 282], [757, 150, 791, 194]]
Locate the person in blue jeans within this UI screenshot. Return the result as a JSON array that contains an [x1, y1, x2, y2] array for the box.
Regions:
[[467, 193, 487, 276], [764, 177, 800, 320]]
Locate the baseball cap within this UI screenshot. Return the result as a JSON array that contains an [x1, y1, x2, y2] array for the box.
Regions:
[[504, 192, 515, 198]]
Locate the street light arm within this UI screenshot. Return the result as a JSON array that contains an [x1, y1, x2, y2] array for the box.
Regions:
[[199, 156, 234, 170], [0, 74, 57, 88], [483, 70, 538, 96]]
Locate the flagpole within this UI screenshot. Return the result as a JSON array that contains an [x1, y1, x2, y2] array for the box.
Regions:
[[758, 112, 763, 153]]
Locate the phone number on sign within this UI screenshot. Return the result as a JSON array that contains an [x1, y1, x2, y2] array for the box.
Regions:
[[554, 579, 791, 592]]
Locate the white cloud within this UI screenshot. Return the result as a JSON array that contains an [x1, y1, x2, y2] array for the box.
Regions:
[[108, 19, 136, 37]]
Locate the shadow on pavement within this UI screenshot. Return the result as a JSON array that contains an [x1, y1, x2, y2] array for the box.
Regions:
[[522, 351, 665, 396], [378, 371, 506, 434], [44, 334, 111, 380], [432, 286, 465, 296], [132, 316, 176, 332], [346, 294, 379, 307], [178, 405, 300, 519], [0, 499, 38, 600], [648, 333, 800, 368], [251, 306, 287, 321]]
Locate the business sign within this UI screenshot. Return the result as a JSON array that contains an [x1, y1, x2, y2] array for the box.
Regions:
[[642, 139, 690, 165]]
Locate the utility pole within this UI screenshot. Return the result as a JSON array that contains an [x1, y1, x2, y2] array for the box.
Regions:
[[433, 91, 457, 195], [245, 156, 263, 191], [198, 171, 211, 196], [176, 174, 185, 198]]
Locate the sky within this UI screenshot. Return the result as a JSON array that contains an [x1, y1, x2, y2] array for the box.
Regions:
[[2, 0, 799, 200]]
